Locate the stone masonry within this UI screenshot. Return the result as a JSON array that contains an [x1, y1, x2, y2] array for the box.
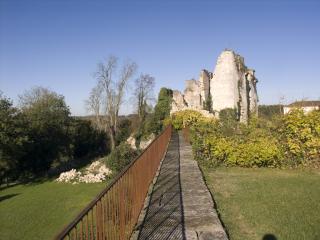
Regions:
[[132, 131, 228, 240], [171, 49, 259, 123]]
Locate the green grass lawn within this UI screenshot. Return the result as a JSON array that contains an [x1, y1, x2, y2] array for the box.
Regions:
[[0, 180, 106, 240], [202, 167, 320, 240]]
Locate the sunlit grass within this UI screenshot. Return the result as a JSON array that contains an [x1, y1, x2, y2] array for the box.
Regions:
[[0, 180, 106, 240], [202, 167, 320, 240]]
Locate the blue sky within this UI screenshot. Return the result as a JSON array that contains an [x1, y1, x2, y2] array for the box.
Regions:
[[1, 0, 319, 115]]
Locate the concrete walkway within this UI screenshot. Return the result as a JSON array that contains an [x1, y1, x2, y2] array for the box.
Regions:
[[179, 133, 228, 240], [134, 131, 228, 240]]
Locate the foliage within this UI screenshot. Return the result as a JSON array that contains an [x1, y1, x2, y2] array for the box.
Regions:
[[68, 118, 108, 159], [0, 95, 30, 183], [170, 109, 215, 130], [138, 88, 173, 136], [279, 109, 320, 163], [258, 104, 283, 119], [188, 107, 319, 168], [105, 142, 140, 173], [203, 94, 213, 112], [226, 136, 284, 167], [0, 88, 110, 183], [151, 87, 173, 133], [18, 87, 71, 175], [115, 118, 132, 145], [218, 108, 238, 136]]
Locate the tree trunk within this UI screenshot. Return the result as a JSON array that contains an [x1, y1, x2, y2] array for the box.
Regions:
[[109, 126, 116, 150]]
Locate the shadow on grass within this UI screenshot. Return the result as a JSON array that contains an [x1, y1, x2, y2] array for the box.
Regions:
[[0, 182, 20, 191], [0, 193, 20, 202], [263, 233, 277, 240]]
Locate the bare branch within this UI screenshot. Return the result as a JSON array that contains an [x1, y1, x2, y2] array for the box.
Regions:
[[87, 56, 137, 149], [134, 74, 155, 122]]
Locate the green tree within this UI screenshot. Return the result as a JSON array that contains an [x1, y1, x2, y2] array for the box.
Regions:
[[0, 94, 29, 184], [148, 88, 173, 134], [18, 87, 71, 174], [69, 118, 109, 159]]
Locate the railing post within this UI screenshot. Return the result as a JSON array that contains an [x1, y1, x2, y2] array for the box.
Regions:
[[54, 125, 172, 240]]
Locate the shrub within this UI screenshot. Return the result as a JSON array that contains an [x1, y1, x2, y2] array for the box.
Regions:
[[171, 110, 214, 130], [201, 136, 233, 167], [190, 108, 320, 168], [192, 130, 284, 168], [105, 142, 140, 173], [218, 108, 239, 136], [280, 109, 320, 162], [258, 104, 283, 119], [226, 137, 284, 167]]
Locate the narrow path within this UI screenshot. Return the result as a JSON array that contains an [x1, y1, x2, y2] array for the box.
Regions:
[[179, 133, 228, 240], [135, 131, 228, 240], [137, 131, 185, 239]]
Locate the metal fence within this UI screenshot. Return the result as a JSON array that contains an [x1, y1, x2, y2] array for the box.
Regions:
[[55, 125, 172, 240]]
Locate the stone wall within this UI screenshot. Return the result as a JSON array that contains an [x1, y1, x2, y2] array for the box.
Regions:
[[211, 50, 240, 112], [171, 49, 259, 123], [199, 69, 211, 106]]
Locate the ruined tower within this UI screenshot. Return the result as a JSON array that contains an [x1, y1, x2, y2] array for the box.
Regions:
[[210, 50, 259, 122], [171, 49, 259, 123]]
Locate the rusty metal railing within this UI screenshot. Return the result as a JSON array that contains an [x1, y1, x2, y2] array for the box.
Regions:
[[55, 125, 172, 240]]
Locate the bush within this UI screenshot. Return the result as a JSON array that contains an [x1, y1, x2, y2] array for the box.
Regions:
[[191, 122, 284, 168], [190, 108, 320, 168], [219, 108, 239, 136], [226, 137, 284, 167], [105, 142, 140, 173], [171, 110, 215, 130], [280, 109, 320, 162], [200, 136, 233, 167], [258, 104, 283, 119]]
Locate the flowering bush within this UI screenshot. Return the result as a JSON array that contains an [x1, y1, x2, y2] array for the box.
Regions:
[[191, 108, 319, 168], [56, 161, 112, 183]]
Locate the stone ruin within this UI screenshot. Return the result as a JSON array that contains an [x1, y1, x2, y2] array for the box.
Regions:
[[171, 49, 259, 122]]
